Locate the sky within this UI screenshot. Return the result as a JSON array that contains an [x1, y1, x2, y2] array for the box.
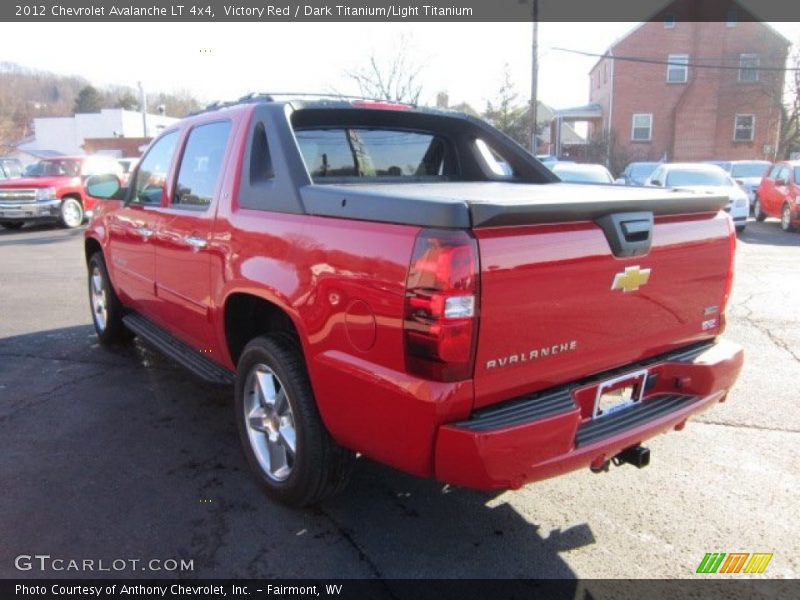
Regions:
[[0, 21, 798, 113]]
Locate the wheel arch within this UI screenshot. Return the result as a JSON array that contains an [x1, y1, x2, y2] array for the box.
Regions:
[[222, 291, 307, 368]]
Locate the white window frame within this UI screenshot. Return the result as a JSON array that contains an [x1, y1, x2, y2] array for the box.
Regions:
[[739, 54, 759, 82], [666, 54, 689, 83], [631, 113, 653, 142], [734, 114, 755, 142]]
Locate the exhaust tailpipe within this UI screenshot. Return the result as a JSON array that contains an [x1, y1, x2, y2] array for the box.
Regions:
[[614, 445, 650, 468]]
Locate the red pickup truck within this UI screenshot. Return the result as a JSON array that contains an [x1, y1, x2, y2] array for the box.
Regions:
[[0, 155, 122, 229], [84, 96, 743, 506]]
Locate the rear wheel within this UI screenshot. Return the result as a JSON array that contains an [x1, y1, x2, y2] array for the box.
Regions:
[[753, 197, 767, 222], [88, 252, 130, 344], [59, 197, 84, 228], [0, 221, 24, 230], [235, 336, 353, 506], [781, 203, 795, 232]]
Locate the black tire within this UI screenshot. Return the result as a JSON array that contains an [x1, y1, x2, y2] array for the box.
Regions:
[[235, 335, 353, 507], [59, 197, 84, 228], [781, 204, 795, 232], [88, 252, 131, 344], [0, 221, 24, 230], [753, 197, 767, 222]]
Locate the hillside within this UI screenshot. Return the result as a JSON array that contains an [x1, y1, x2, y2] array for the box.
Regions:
[[0, 62, 201, 152]]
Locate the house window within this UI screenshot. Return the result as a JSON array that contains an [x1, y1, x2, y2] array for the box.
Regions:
[[632, 114, 653, 141], [667, 54, 689, 83], [734, 114, 755, 142], [664, 15, 675, 28], [739, 54, 759, 82]]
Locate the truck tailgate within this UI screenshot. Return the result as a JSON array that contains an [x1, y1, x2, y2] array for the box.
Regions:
[[472, 211, 733, 408]]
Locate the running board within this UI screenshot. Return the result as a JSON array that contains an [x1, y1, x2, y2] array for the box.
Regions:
[[122, 313, 235, 386]]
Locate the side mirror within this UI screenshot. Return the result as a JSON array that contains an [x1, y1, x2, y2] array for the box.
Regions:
[[649, 180, 662, 187], [86, 174, 122, 199], [734, 178, 745, 186], [775, 178, 786, 186]]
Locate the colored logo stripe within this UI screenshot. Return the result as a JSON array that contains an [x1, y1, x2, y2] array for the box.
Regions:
[[696, 552, 773, 574], [744, 553, 773, 574]]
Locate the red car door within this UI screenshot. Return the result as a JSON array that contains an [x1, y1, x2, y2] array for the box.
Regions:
[[106, 131, 179, 315], [152, 120, 234, 353], [771, 164, 791, 217]]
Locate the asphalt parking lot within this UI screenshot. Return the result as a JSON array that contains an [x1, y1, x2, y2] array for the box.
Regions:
[[0, 218, 798, 582]]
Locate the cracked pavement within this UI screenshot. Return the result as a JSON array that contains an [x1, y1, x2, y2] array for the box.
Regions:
[[0, 219, 798, 582]]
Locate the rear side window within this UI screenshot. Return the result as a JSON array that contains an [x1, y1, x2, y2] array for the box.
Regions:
[[132, 131, 178, 206], [173, 121, 232, 209], [295, 128, 446, 181]]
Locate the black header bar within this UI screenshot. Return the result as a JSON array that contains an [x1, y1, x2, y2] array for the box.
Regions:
[[3, 0, 800, 23]]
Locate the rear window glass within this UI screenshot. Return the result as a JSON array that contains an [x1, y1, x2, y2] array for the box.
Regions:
[[627, 163, 658, 183], [730, 162, 770, 178], [295, 128, 445, 181], [666, 169, 730, 187]]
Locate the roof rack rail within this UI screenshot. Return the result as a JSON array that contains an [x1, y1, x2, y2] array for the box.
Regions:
[[187, 92, 417, 117]]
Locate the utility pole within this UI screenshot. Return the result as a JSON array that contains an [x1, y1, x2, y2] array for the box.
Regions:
[[137, 81, 148, 137], [530, 0, 539, 154]]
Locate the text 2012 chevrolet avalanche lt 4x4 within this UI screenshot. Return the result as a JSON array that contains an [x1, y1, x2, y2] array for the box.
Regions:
[[83, 96, 744, 506]]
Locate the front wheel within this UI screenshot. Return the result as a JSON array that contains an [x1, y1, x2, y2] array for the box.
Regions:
[[0, 221, 24, 230], [235, 336, 353, 507], [59, 197, 84, 228], [88, 253, 131, 344], [781, 203, 795, 232], [753, 197, 767, 222]]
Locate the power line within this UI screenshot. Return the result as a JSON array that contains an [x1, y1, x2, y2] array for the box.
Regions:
[[551, 47, 800, 71]]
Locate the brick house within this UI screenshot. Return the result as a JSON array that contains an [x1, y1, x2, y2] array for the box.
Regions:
[[588, 16, 790, 167]]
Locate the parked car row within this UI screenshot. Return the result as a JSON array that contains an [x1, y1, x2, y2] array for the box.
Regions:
[[542, 154, 799, 234]]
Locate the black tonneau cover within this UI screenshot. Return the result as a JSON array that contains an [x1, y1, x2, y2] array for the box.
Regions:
[[300, 182, 729, 228]]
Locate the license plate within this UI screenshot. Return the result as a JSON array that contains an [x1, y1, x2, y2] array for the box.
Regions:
[[593, 369, 648, 418]]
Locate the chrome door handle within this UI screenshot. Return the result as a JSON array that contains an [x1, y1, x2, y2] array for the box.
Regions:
[[184, 235, 208, 250], [136, 226, 154, 238]]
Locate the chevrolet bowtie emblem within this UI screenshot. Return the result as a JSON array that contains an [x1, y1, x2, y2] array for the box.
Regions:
[[611, 266, 651, 293]]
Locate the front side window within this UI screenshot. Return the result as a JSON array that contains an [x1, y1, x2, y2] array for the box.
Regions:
[[768, 164, 783, 179], [173, 121, 232, 209], [667, 54, 689, 83], [739, 54, 759, 82], [631, 113, 653, 141], [131, 131, 178, 206], [734, 114, 755, 142]]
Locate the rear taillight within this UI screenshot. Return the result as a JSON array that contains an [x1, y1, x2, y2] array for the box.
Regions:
[[719, 216, 737, 332], [403, 229, 479, 382]]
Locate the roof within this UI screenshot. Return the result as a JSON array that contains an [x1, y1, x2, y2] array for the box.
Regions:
[[553, 104, 603, 119], [590, 1, 792, 72]]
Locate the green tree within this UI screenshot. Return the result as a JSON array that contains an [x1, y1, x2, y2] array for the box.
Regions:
[[482, 66, 532, 148], [113, 91, 138, 111], [73, 85, 104, 113], [345, 35, 423, 103]]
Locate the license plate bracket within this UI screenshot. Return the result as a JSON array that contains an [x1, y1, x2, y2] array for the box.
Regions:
[[593, 369, 648, 419]]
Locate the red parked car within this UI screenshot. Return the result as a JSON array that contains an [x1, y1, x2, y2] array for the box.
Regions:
[[83, 97, 743, 506], [0, 155, 122, 230], [754, 160, 800, 232]]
